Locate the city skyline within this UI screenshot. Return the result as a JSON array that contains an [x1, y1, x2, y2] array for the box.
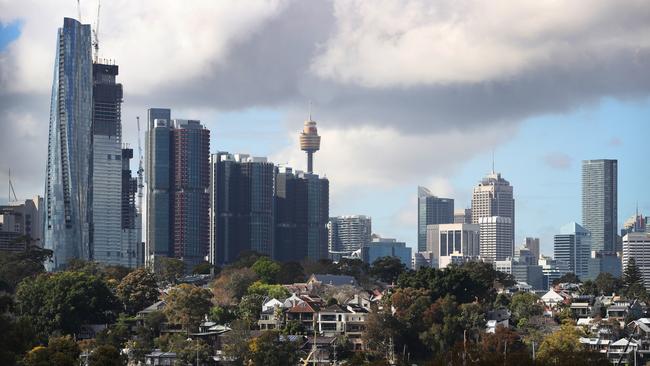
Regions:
[[1, 1, 649, 259]]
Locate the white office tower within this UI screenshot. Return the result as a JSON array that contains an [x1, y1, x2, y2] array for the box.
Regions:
[[426, 223, 480, 268], [471, 171, 515, 248], [478, 216, 513, 262], [622, 233, 650, 289]]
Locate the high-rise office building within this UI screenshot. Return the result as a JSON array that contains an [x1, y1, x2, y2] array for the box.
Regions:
[[145, 111, 210, 270], [43, 18, 93, 270], [478, 216, 513, 262], [426, 223, 480, 268], [274, 167, 329, 262], [582, 159, 617, 254], [0, 197, 42, 251], [454, 209, 472, 224], [328, 215, 372, 255], [622, 233, 650, 289], [471, 171, 515, 248], [417, 186, 454, 252], [145, 109, 172, 267], [209, 153, 275, 265], [90, 62, 125, 266], [524, 237, 540, 264], [553, 222, 591, 280]]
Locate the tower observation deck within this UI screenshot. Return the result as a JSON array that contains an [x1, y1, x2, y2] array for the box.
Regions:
[[299, 116, 321, 173]]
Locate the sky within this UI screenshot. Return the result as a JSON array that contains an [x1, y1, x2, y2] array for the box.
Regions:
[[0, 0, 649, 257]]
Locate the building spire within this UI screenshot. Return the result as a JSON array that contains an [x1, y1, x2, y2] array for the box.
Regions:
[[308, 100, 312, 121], [491, 149, 495, 174]]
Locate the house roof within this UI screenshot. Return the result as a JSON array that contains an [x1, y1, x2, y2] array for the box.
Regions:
[[610, 338, 638, 347], [288, 301, 318, 313], [308, 274, 358, 287], [320, 304, 349, 313], [138, 300, 165, 314]]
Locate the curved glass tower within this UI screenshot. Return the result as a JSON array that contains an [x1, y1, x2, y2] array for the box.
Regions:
[[43, 18, 93, 270]]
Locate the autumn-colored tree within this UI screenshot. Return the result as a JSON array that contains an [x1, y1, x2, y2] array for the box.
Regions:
[[163, 284, 212, 332], [537, 323, 584, 364], [116, 267, 159, 314], [211, 267, 258, 305]]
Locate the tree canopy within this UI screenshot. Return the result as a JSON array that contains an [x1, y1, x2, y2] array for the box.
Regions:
[[116, 267, 159, 314], [163, 284, 212, 331]]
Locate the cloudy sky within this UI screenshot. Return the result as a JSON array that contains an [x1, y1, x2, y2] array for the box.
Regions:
[[1, 0, 649, 256]]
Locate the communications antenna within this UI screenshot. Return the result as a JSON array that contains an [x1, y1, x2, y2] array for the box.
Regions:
[[76, 0, 82, 22]]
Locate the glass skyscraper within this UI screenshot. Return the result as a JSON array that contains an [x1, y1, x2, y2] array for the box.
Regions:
[[417, 186, 454, 252], [43, 18, 93, 270], [582, 159, 618, 253], [554, 222, 591, 280], [209, 153, 275, 264]]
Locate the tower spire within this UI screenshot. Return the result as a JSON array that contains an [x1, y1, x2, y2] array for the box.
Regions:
[[491, 149, 495, 174]]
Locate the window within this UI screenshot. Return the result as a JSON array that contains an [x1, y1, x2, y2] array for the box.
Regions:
[[107, 154, 112, 160]]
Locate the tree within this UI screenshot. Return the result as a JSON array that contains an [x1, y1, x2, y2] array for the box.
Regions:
[[251, 257, 281, 284], [102, 265, 132, 283], [222, 320, 252, 365], [88, 345, 125, 366], [208, 305, 237, 324], [509, 292, 543, 326], [172, 339, 212, 366], [370, 256, 406, 284], [248, 331, 301, 366], [95, 315, 131, 349], [23, 335, 80, 366], [157, 257, 185, 284], [163, 284, 212, 332], [247, 281, 290, 299], [116, 267, 160, 314], [623, 258, 645, 296], [537, 323, 584, 364], [0, 245, 52, 292], [419, 295, 463, 354], [594, 272, 623, 295], [238, 294, 266, 326], [192, 261, 218, 275], [553, 272, 580, 285], [16, 271, 118, 337], [282, 319, 305, 335], [275, 262, 306, 284], [211, 267, 258, 305]]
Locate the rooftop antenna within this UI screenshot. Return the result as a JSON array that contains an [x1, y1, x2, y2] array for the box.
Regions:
[[491, 149, 495, 174], [308, 100, 312, 121], [76, 0, 82, 22]]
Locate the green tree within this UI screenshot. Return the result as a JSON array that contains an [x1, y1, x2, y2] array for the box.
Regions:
[[163, 284, 212, 332], [419, 295, 463, 354], [88, 345, 125, 366], [509, 292, 543, 326], [594, 272, 623, 295], [0, 244, 52, 292], [23, 335, 80, 366], [275, 262, 306, 284], [222, 320, 252, 365], [537, 323, 584, 364], [282, 319, 305, 335], [208, 305, 237, 324], [192, 261, 218, 275], [624, 258, 645, 297], [251, 257, 281, 284], [95, 315, 131, 349], [553, 272, 581, 285], [248, 331, 301, 366], [156, 257, 185, 284], [172, 338, 212, 366], [246, 281, 290, 299], [238, 294, 265, 325], [16, 271, 118, 336], [370, 256, 406, 284], [101, 265, 132, 283], [116, 267, 159, 314]]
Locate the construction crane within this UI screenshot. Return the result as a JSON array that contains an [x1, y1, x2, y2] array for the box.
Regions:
[[136, 116, 144, 217], [92, 0, 100, 62], [8, 169, 17, 202]]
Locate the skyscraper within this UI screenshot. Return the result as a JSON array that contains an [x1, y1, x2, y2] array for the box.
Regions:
[[426, 223, 480, 268], [454, 209, 472, 224], [622, 233, 650, 289], [328, 215, 372, 256], [145, 111, 210, 271], [274, 167, 329, 262], [582, 159, 617, 254], [417, 186, 454, 252], [145, 108, 172, 267], [478, 216, 513, 262], [553, 222, 591, 280], [524, 237, 540, 264], [43, 18, 93, 270], [471, 171, 515, 250], [209, 153, 275, 265], [171, 119, 210, 270], [90, 62, 124, 266]]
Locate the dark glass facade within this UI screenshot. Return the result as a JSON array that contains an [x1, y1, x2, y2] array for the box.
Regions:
[[417, 186, 454, 252]]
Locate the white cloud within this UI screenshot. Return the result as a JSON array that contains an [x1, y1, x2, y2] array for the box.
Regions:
[[312, 0, 650, 87]]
